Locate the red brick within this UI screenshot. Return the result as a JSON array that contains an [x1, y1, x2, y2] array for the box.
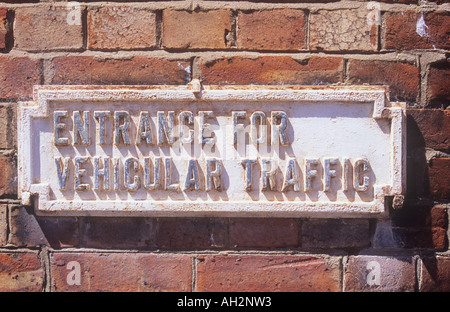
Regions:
[[344, 256, 415, 292], [237, 9, 306, 51], [0, 57, 43, 99], [0, 152, 16, 197], [384, 11, 450, 50], [50, 56, 191, 85], [50, 252, 192, 292], [229, 218, 298, 248], [407, 109, 450, 153], [347, 60, 419, 103], [14, 5, 83, 51], [0, 252, 44, 292], [197, 254, 341, 292], [302, 219, 370, 249], [428, 158, 450, 200], [421, 256, 450, 292], [162, 9, 231, 49], [427, 60, 450, 107], [157, 218, 226, 249], [201, 56, 343, 85], [0, 103, 15, 149], [82, 217, 155, 249], [88, 7, 157, 50], [0, 8, 7, 49]]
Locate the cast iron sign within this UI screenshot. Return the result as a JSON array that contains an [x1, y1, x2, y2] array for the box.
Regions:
[[18, 83, 405, 217]]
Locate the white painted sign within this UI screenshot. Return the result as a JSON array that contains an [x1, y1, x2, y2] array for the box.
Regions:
[[18, 84, 405, 217]]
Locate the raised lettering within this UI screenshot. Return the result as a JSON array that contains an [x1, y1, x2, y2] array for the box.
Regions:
[[282, 158, 300, 192], [305, 158, 319, 192], [144, 156, 161, 190], [241, 158, 257, 191], [93, 156, 109, 190], [324, 158, 338, 192], [114, 111, 131, 145], [74, 156, 90, 191], [94, 111, 110, 145], [164, 157, 179, 191], [206, 157, 222, 191], [55, 157, 70, 190], [73, 111, 90, 145], [184, 159, 200, 191], [179, 111, 194, 144], [354, 158, 370, 192], [124, 157, 140, 191], [261, 158, 277, 191], [157, 111, 174, 146], [135, 111, 153, 145], [54, 111, 69, 145], [271, 111, 289, 146]]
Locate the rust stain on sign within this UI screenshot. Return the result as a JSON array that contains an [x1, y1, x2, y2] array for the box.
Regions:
[[18, 84, 405, 217]]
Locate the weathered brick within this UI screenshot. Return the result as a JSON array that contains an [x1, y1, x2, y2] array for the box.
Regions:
[[407, 109, 450, 153], [0, 57, 43, 99], [302, 219, 370, 249], [0, 152, 17, 197], [82, 217, 155, 249], [9, 205, 48, 247], [427, 60, 450, 107], [347, 60, 419, 103], [310, 8, 378, 51], [14, 5, 83, 51], [236, 9, 306, 51], [162, 9, 231, 49], [50, 56, 191, 85], [157, 218, 226, 249], [201, 56, 343, 85], [0, 252, 44, 292], [36, 217, 79, 248], [0, 204, 6, 246], [421, 256, 450, 292], [229, 218, 298, 248], [88, 7, 157, 50], [0, 104, 15, 149], [428, 158, 450, 200], [50, 252, 192, 292], [344, 256, 416, 292], [0, 8, 7, 50], [384, 11, 450, 50], [197, 254, 341, 292]]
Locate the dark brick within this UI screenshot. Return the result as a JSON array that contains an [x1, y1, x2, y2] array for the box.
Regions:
[[302, 219, 370, 249], [157, 218, 227, 249], [81, 217, 155, 249], [229, 218, 298, 248]]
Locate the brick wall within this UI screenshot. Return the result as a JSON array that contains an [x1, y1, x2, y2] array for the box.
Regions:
[[0, 0, 449, 294]]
